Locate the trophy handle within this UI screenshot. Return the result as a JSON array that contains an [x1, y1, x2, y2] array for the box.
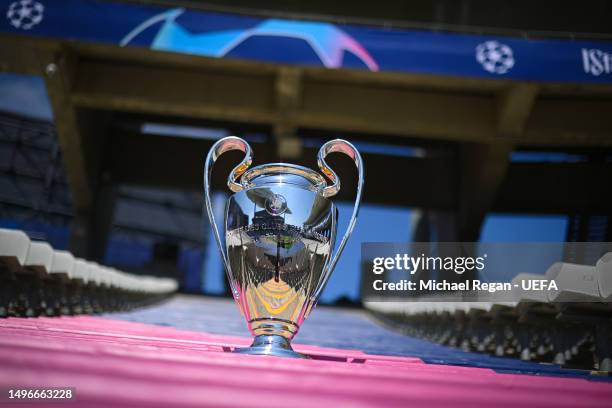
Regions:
[[204, 136, 253, 295], [313, 139, 364, 299]]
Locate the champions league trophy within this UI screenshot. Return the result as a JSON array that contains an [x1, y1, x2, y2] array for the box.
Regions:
[[204, 137, 363, 358]]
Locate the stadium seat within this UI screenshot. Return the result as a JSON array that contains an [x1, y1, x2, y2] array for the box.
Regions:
[[545, 262, 601, 302], [596, 252, 612, 301], [0, 228, 31, 270], [1, 228, 178, 318], [15, 241, 53, 316], [46, 250, 75, 315], [0, 228, 31, 316], [24, 242, 54, 273], [364, 257, 612, 371], [545, 262, 611, 370], [51, 250, 75, 276]]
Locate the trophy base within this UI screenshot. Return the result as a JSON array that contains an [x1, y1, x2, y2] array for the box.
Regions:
[[234, 335, 309, 359]]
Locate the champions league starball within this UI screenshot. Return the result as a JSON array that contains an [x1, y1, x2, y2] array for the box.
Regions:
[[475, 40, 515, 74], [6, 0, 44, 30]]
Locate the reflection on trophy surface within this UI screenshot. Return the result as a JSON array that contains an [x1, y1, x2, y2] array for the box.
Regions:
[[227, 185, 334, 339], [204, 137, 363, 358]]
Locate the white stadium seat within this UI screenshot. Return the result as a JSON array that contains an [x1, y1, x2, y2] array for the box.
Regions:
[[363, 258, 611, 370], [106, 268, 121, 288], [86, 262, 103, 286], [596, 252, 612, 301], [98, 266, 115, 287], [466, 302, 494, 313], [50, 250, 75, 279], [24, 241, 54, 277], [1, 228, 177, 317], [545, 262, 601, 302], [490, 302, 518, 311], [73, 259, 91, 283], [0, 228, 31, 269]]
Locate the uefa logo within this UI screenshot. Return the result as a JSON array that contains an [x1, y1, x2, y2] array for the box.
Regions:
[[264, 194, 288, 216], [6, 0, 44, 30], [475, 40, 515, 74]]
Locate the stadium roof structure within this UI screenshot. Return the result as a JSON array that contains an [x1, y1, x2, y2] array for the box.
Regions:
[[133, 0, 612, 39]]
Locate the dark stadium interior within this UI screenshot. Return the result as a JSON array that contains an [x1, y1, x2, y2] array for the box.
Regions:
[[140, 0, 612, 37]]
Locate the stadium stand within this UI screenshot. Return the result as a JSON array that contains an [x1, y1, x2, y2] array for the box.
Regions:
[[0, 228, 178, 317], [364, 254, 612, 373], [1, 1, 612, 405]]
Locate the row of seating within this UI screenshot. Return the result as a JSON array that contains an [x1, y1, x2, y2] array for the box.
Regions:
[[364, 254, 612, 373], [522, 256, 611, 302], [0, 228, 178, 317]]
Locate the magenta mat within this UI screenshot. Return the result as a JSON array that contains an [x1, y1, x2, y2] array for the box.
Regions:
[[0, 316, 611, 407]]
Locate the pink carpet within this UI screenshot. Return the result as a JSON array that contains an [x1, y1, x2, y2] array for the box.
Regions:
[[0, 316, 610, 407]]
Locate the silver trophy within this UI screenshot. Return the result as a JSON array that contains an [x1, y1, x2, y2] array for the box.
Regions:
[[204, 137, 363, 358]]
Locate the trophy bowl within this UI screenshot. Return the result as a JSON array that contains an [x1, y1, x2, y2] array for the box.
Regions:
[[204, 137, 363, 358]]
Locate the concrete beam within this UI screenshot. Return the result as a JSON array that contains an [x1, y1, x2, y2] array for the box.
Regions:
[[3, 36, 612, 147], [457, 142, 514, 240], [37, 44, 115, 260], [274, 66, 303, 158], [43, 47, 93, 211], [43, 39, 610, 148], [497, 84, 538, 137]]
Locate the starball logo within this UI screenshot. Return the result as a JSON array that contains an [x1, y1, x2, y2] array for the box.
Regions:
[[582, 48, 612, 76], [6, 0, 44, 30]]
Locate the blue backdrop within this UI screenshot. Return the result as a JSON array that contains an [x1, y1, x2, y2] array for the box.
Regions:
[[2, 0, 612, 83]]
